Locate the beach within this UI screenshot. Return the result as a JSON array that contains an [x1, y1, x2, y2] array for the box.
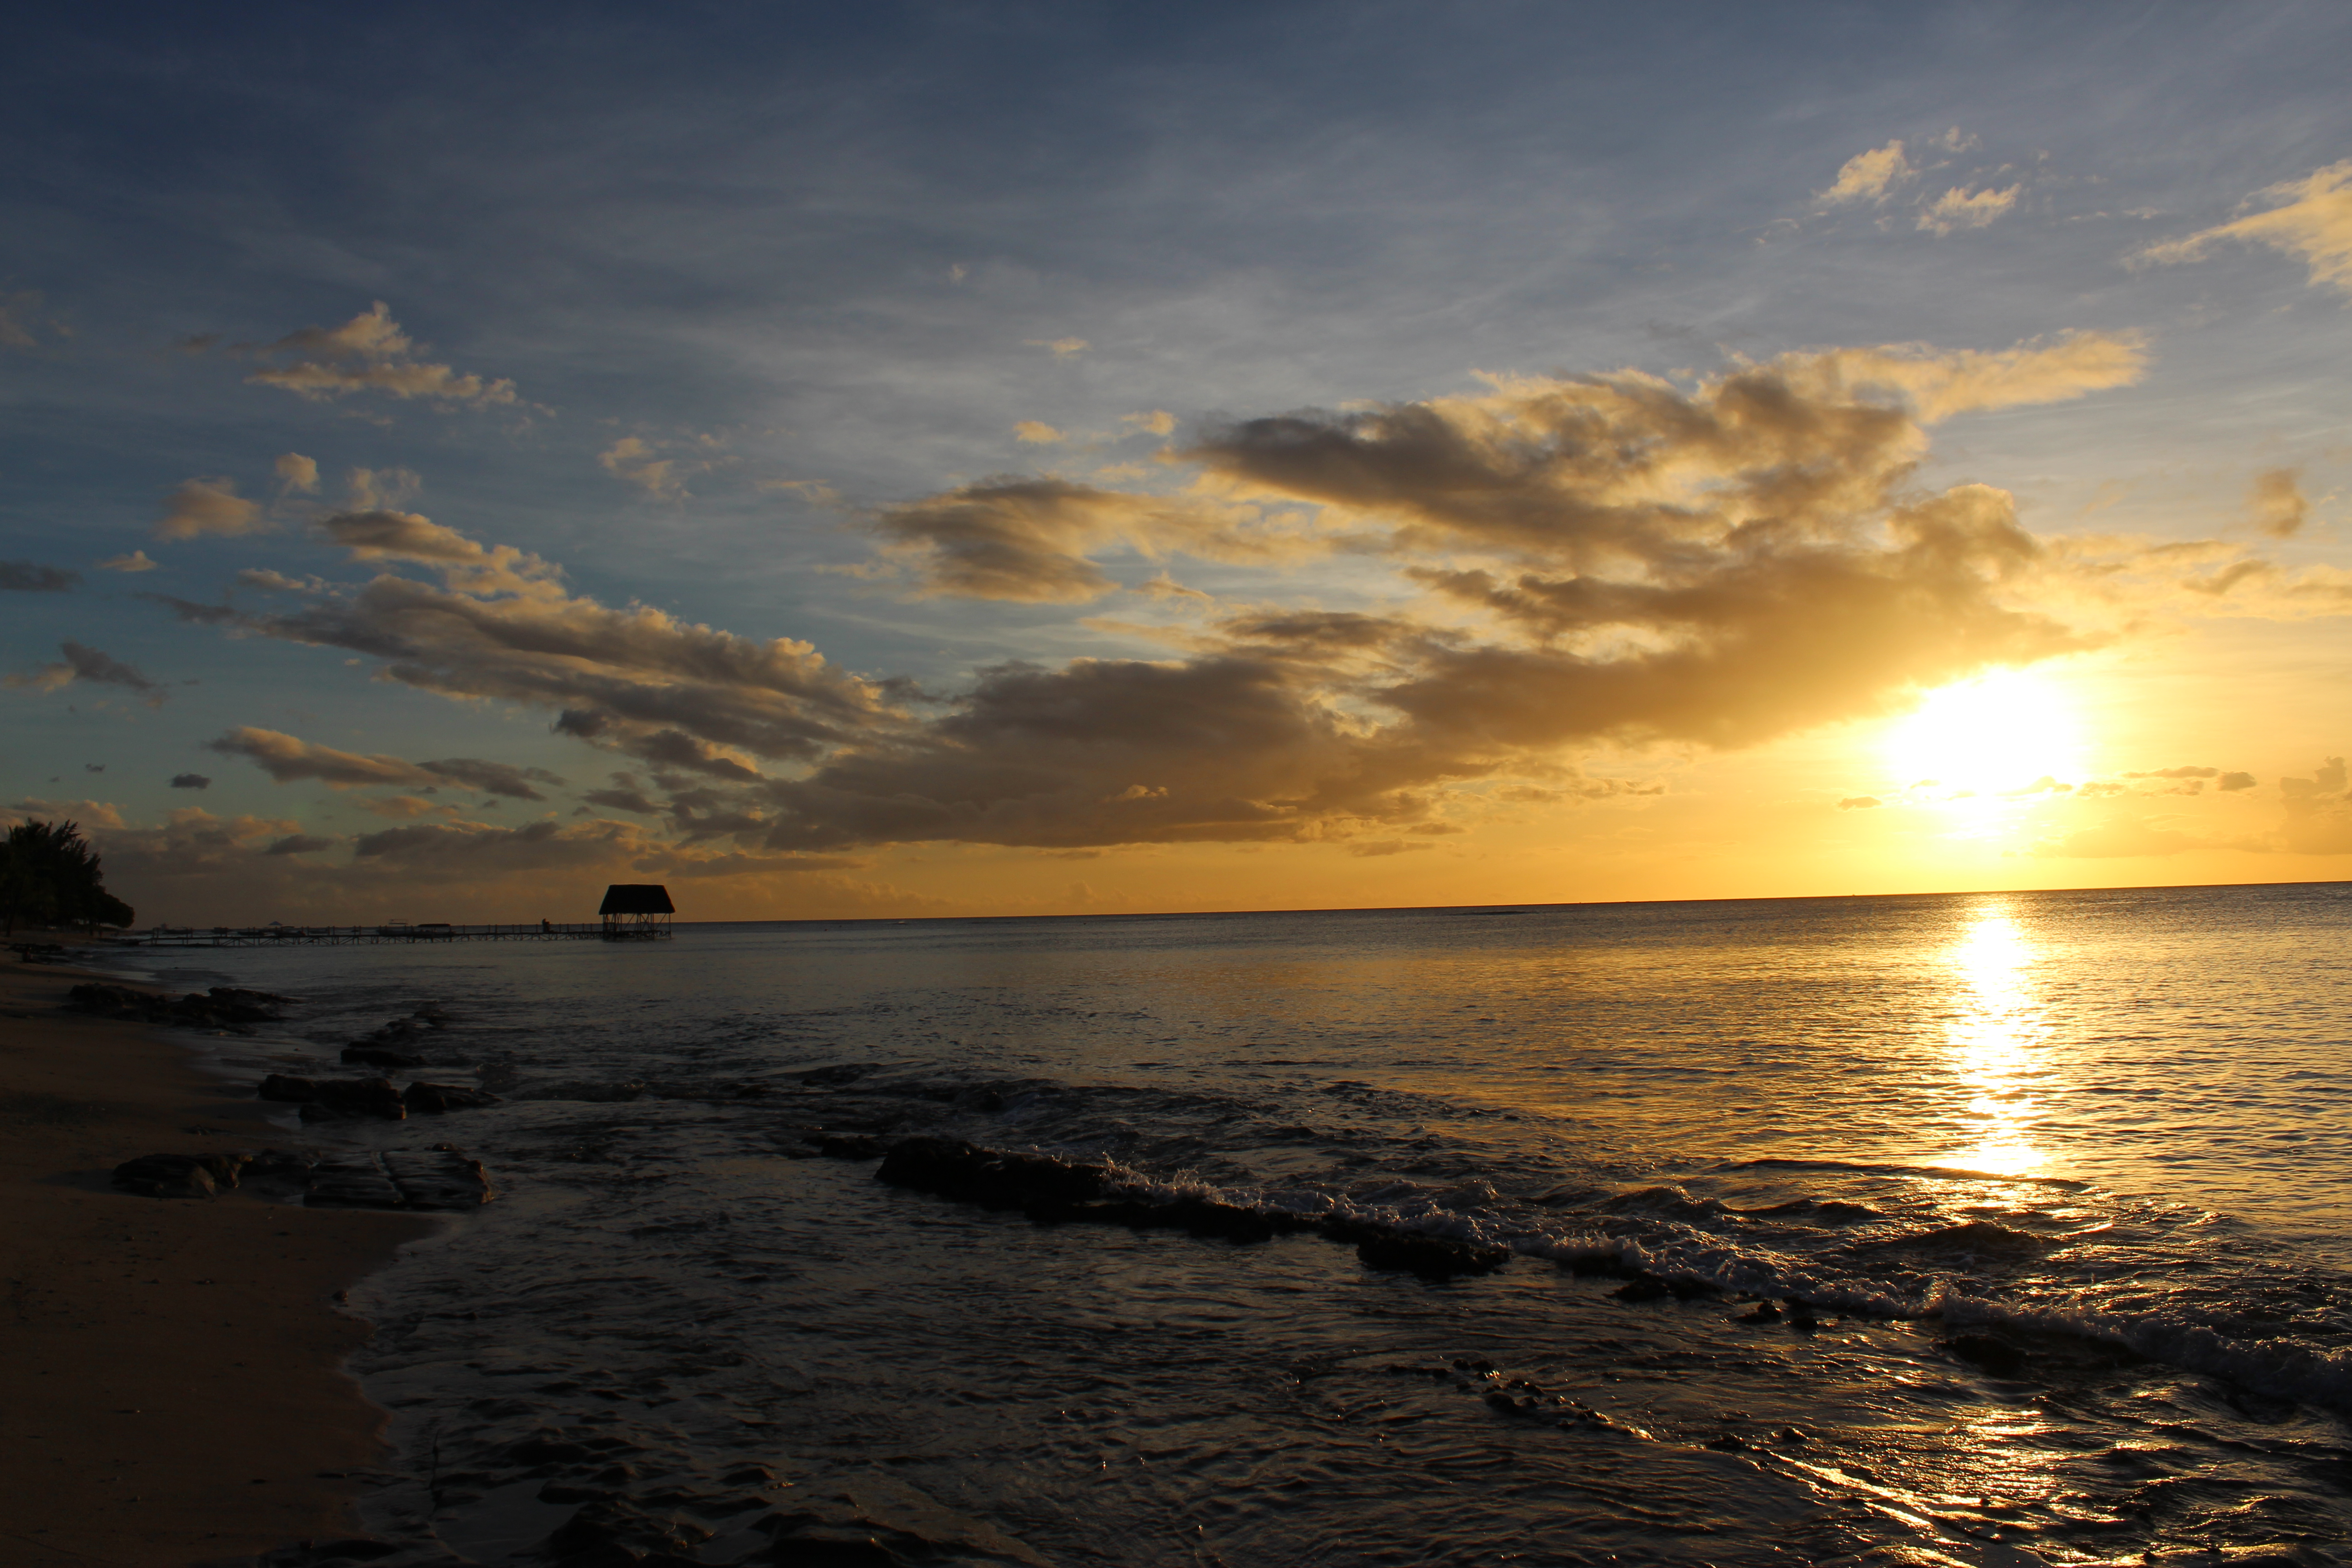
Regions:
[[0, 949, 430, 1568]]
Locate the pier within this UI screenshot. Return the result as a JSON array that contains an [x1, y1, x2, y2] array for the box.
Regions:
[[116, 883, 677, 949], [116, 921, 632, 949]]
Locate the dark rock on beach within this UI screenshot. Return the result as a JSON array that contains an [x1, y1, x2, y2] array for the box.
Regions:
[[69, 981, 292, 1034], [875, 1136, 1108, 1216], [304, 1147, 495, 1210], [112, 1151, 251, 1198], [303, 1077, 409, 1120], [1352, 1230, 1512, 1279]]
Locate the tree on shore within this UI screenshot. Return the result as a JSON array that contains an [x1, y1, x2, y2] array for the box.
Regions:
[[0, 820, 135, 934]]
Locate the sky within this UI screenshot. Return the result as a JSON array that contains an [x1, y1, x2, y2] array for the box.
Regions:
[[3, 1, 2350, 925]]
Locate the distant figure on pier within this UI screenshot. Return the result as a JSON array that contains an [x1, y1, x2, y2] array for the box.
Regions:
[[541, 917, 552, 933]]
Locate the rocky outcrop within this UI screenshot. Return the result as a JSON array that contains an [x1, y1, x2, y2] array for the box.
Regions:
[[304, 1148, 496, 1210], [339, 1004, 459, 1068], [68, 982, 293, 1034], [258, 1074, 409, 1119], [872, 1135, 1512, 1277], [111, 1152, 250, 1198]]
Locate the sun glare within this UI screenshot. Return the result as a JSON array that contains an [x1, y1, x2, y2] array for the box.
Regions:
[[1943, 906, 2050, 1176], [1884, 668, 2086, 800]]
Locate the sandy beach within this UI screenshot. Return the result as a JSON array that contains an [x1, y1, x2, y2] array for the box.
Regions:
[[0, 948, 431, 1568]]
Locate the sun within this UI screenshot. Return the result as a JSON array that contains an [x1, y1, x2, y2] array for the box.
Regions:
[[1884, 667, 2087, 798]]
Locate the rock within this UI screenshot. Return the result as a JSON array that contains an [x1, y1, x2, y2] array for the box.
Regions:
[[874, 1136, 1107, 1216], [69, 982, 289, 1034], [258, 1074, 320, 1102], [292, 1077, 407, 1120], [1352, 1230, 1511, 1280], [383, 1148, 496, 1208], [305, 1147, 495, 1210], [111, 1152, 250, 1199], [402, 1080, 501, 1114]]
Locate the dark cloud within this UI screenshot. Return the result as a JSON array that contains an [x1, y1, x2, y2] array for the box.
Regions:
[[169, 773, 212, 789], [0, 560, 78, 592], [6, 641, 162, 700], [2218, 771, 2257, 792], [207, 728, 564, 802], [208, 727, 435, 788], [265, 834, 337, 856], [418, 757, 566, 801]]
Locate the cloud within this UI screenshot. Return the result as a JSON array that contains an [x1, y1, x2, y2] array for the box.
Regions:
[[204, 726, 561, 800], [0, 560, 78, 592], [415, 757, 566, 801], [315, 507, 562, 597], [1818, 141, 1914, 205], [871, 476, 1324, 603], [2281, 756, 2352, 853], [275, 452, 320, 493], [1027, 337, 1090, 358], [1013, 421, 1066, 444], [170, 773, 211, 789], [1125, 411, 1178, 437], [2246, 469, 2309, 539], [1813, 333, 2146, 422], [1917, 185, 2020, 235], [6, 641, 162, 700], [207, 727, 436, 788], [2137, 161, 2352, 296], [1345, 839, 1433, 857], [599, 437, 685, 500], [181, 335, 2147, 855], [1838, 796, 1881, 809], [155, 478, 264, 540], [2123, 765, 2218, 779], [242, 301, 519, 406], [98, 551, 157, 573], [188, 513, 899, 782], [265, 834, 337, 857], [2219, 771, 2257, 792], [6, 798, 127, 830]]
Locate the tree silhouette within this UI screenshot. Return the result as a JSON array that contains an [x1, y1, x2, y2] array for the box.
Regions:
[[1, 820, 135, 934]]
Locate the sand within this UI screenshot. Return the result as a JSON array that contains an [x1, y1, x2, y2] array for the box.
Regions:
[[0, 948, 432, 1568]]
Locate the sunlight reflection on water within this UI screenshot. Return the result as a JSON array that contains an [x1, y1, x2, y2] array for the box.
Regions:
[[1945, 903, 2049, 1176]]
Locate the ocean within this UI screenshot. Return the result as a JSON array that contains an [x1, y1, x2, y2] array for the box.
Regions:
[[141, 882, 2352, 1566]]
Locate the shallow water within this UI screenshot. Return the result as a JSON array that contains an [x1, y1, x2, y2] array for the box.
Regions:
[[168, 882, 2352, 1565]]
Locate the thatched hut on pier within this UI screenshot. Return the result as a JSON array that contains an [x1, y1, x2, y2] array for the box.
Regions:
[[598, 884, 674, 939]]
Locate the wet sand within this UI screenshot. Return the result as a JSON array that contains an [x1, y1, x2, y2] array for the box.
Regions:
[[0, 950, 431, 1568]]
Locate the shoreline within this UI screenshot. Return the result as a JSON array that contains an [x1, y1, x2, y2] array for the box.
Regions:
[[0, 946, 433, 1568]]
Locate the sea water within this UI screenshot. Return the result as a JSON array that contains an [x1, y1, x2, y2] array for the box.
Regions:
[[155, 882, 2352, 1565]]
